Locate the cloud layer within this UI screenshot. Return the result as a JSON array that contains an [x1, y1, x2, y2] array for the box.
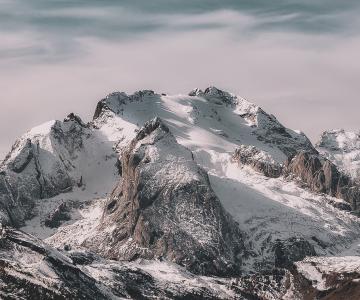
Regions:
[[1, 1, 360, 158]]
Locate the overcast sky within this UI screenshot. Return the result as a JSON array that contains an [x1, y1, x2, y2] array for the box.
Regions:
[[1, 0, 360, 158]]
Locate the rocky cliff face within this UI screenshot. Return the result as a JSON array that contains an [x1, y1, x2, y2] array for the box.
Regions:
[[251, 110, 315, 159], [285, 151, 360, 210], [231, 143, 360, 212], [189, 86, 238, 107], [231, 145, 283, 178], [2, 87, 360, 299], [0, 226, 109, 300], [0, 115, 89, 226], [317, 129, 360, 181], [0, 112, 119, 229], [93, 90, 157, 120], [86, 117, 245, 276], [290, 256, 360, 300], [0, 226, 246, 300]]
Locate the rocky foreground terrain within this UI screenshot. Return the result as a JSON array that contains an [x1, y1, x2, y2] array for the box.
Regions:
[[1, 87, 360, 299]]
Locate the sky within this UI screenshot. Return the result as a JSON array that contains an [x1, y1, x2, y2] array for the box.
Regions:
[[1, 0, 360, 158]]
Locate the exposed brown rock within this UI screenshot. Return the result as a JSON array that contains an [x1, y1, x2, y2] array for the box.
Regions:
[[232, 145, 283, 178], [285, 151, 360, 210], [86, 117, 245, 276]]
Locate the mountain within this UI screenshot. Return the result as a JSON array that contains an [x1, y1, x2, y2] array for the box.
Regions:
[[1, 86, 360, 299]]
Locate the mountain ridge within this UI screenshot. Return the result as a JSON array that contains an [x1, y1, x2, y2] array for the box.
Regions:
[[1, 86, 360, 299]]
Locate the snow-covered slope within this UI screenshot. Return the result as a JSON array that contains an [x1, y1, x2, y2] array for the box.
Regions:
[[317, 129, 360, 181], [1, 86, 360, 299], [84, 117, 245, 276], [0, 113, 118, 229], [0, 226, 246, 300], [92, 87, 314, 164], [89, 87, 360, 270]]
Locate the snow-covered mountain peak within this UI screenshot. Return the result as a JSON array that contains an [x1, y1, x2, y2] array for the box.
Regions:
[[91, 87, 316, 168], [63, 112, 88, 127], [93, 90, 158, 119], [318, 129, 360, 152], [188, 86, 260, 118], [189, 86, 239, 107], [0, 113, 118, 226], [317, 129, 360, 180], [2, 113, 90, 168], [188, 86, 274, 126], [2, 87, 360, 299], [2, 113, 88, 165]]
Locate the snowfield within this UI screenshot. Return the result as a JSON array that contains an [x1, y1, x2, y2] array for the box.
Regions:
[[1, 87, 360, 299], [19, 88, 360, 265]]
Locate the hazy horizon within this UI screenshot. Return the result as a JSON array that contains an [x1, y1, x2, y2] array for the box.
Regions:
[[1, 0, 360, 158]]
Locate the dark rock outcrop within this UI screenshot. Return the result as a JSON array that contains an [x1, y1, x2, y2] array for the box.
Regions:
[[253, 111, 316, 159], [44, 202, 71, 228], [285, 151, 360, 209], [273, 237, 316, 269], [86, 117, 245, 276], [68, 251, 98, 265], [7, 139, 34, 173], [230, 269, 290, 300], [189, 86, 238, 107], [328, 199, 352, 212], [232, 145, 283, 178]]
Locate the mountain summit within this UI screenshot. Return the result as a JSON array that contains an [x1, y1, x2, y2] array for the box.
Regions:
[[1, 87, 360, 299]]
